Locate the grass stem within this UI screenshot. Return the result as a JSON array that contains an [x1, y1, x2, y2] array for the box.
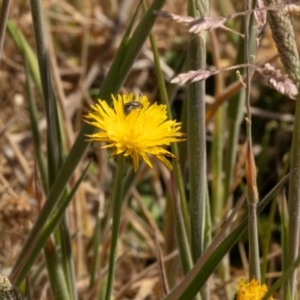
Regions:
[[104, 157, 128, 300]]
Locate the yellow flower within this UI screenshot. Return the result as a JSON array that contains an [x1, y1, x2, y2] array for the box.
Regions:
[[84, 93, 185, 172], [236, 279, 274, 300]]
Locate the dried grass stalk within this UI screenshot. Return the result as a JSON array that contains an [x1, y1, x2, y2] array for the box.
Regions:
[[171, 69, 217, 85], [188, 16, 227, 33], [259, 63, 298, 99], [155, 11, 227, 33], [154, 11, 195, 25]]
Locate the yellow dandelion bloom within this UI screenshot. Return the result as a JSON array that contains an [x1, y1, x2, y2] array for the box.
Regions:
[[84, 93, 185, 172], [236, 279, 274, 300]]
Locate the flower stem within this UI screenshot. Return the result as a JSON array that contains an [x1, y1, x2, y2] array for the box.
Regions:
[[105, 157, 128, 300], [288, 93, 300, 298], [244, 0, 260, 281]]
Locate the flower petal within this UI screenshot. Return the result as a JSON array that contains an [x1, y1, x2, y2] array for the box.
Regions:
[[83, 94, 185, 172]]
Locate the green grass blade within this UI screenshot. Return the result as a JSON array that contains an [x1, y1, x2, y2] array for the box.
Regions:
[[7, 20, 42, 96], [279, 191, 290, 298], [43, 239, 70, 300], [59, 216, 78, 300], [24, 57, 48, 192], [89, 200, 102, 288], [170, 175, 193, 274], [164, 173, 290, 300], [24, 276, 31, 300], [288, 94, 300, 298], [29, 0, 62, 181], [104, 158, 128, 300], [262, 251, 300, 300], [187, 0, 209, 272]]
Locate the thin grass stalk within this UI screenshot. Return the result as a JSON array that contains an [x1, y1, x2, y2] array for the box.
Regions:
[[204, 185, 211, 247], [44, 239, 70, 300], [223, 19, 247, 210], [25, 276, 31, 300], [187, 0, 208, 263], [89, 199, 102, 287], [104, 157, 128, 300], [169, 53, 188, 174], [145, 4, 190, 239], [259, 131, 290, 284], [288, 94, 300, 298], [169, 175, 195, 278], [211, 104, 225, 226], [0, 0, 11, 66], [262, 251, 300, 300], [164, 194, 247, 300], [10, 0, 166, 285], [30, 260, 46, 289], [59, 216, 78, 300], [261, 193, 277, 283], [210, 30, 225, 226], [7, 20, 43, 97], [178, 92, 188, 174], [279, 191, 290, 298], [224, 98, 244, 205], [213, 104, 230, 296], [49, 23, 87, 285], [257, 123, 277, 282], [244, 0, 260, 280], [247, 196, 260, 278], [263, 0, 300, 296], [29, 0, 62, 179], [155, 233, 170, 297], [24, 57, 48, 192], [223, 25, 258, 217], [163, 195, 177, 288], [167, 53, 187, 107], [98, 275, 108, 300]]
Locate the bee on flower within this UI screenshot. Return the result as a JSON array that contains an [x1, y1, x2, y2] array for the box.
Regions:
[[84, 93, 185, 172]]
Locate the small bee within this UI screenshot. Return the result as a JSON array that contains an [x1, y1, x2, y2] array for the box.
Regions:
[[123, 95, 143, 115]]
